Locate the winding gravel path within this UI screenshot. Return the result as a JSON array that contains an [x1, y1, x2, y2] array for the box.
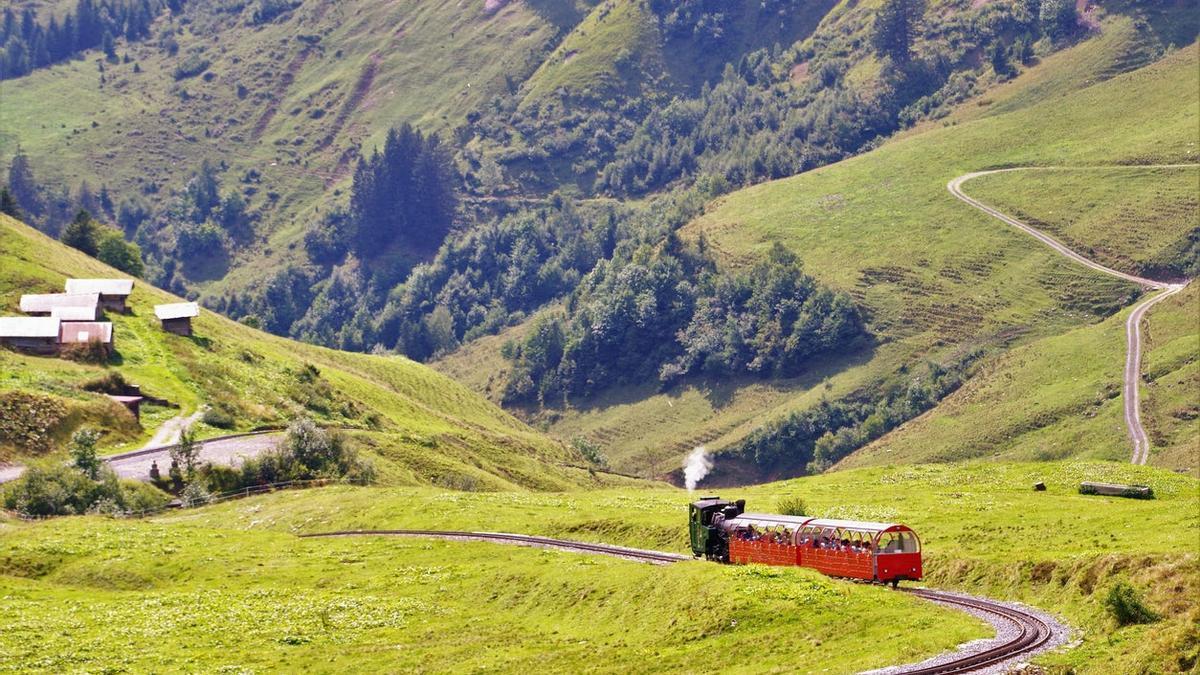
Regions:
[[948, 166, 1195, 465]]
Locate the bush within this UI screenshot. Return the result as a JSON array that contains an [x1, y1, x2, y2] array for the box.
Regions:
[[61, 341, 110, 364], [81, 371, 129, 394], [207, 417, 376, 493], [776, 496, 808, 517], [202, 405, 236, 429], [179, 481, 213, 508], [1, 462, 168, 517], [571, 436, 608, 468], [1104, 581, 1160, 626], [172, 54, 210, 80], [70, 429, 102, 480], [97, 229, 144, 277], [0, 391, 68, 455]]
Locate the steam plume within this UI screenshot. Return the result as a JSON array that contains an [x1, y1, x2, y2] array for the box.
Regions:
[[683, 446, 712, 492]]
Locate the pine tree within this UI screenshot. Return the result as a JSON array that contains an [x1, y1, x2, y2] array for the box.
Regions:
[[870, 0, 925, 64], [7, 149, 42, 219], [0, 186, 21, 220], [61, 209, 100, 256]]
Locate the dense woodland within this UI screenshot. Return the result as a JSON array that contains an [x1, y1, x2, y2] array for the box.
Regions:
[[501, 242, 865, 405], [0, 0, 181, 80]]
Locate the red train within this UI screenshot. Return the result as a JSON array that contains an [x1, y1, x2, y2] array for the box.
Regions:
[[689, 497, 922, 586]]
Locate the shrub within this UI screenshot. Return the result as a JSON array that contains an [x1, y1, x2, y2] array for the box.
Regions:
[[1, 462, 168, 517], [61, 340, 110, 364], [233, 417, 375, 488], [202, 405, 236, 429], [1104, 581, 1160, 626], [179, 481, 213, 508], [172, 54, 210, 80], [97, 229, 144, 277], [70, 429, 102, 480], [0, 391, 68, 455], [777, 496, 808, 517], [571, 436, 608, 468], [82, 371, 129, 394]]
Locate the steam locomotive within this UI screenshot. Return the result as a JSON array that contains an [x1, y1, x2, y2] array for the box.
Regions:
[[688, 497, 923, 586]]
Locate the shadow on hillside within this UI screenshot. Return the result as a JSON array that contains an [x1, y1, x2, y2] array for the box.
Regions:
[[522, 0, 587, 30]]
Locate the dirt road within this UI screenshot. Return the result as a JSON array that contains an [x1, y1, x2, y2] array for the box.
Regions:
[[0, 432, 283, 485], [948, 167, 1193, 465]]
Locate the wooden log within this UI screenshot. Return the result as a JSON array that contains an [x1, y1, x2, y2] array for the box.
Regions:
[[1079, 481, 1154, 499]]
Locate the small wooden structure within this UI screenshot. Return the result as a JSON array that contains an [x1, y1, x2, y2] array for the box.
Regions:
[[154, 302, 200, 336], [65, 279, 134, 313], [19, 292, 101, 319], [1079, 482, 1154, 499], [58, 321, 114, 355], [107, 394, 144, 420], [0, 317, 61, 353]]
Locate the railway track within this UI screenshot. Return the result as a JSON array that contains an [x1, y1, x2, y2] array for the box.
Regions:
[[299, 529, 1063, 673], [297, 529, 691, 565], [896, 589, 1055, 674]]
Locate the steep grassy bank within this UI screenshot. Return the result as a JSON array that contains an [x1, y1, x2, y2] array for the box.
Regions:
[[0, 214, 622, 490]]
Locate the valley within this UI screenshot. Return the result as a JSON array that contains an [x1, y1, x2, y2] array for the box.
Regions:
[[0, 1, 1196, 673]]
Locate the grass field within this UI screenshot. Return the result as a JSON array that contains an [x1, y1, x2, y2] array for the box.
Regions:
[[965, 166, 1199, 279], [838, 283, 1199, 474], [0, 214, 638, 491], [478, 40, 1199, 478], [2, 459, 1193, 672]]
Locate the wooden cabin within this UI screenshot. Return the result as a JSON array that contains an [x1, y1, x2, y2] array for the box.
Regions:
[[58, 321, 114, 355], [0, 317, 61, 354], [19, 292, 101, 320], [153, 302, 200, 336], [64, 279, 134, 313]]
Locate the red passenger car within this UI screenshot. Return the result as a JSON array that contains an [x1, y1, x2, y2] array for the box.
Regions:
[[718, 513, 922, 586]]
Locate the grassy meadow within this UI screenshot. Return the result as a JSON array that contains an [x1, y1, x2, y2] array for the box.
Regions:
[[966, 166, 1199, 279], [1, 459, 1194, 673]]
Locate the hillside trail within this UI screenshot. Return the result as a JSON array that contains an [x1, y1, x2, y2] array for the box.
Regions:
[[947, 165, 1195, 465], [141, 409, 206, 451]]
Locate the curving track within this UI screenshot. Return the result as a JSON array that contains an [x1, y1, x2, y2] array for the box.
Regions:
[[298, 529, 1065, 673], [947, 166, 1195, 465]]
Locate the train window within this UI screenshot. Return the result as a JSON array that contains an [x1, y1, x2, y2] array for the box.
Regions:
[[879, 532, 920, 553]]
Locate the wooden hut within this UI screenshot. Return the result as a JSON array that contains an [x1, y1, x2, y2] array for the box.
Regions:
[[65, 279, 134, 313], [58, 321, 114, 355], [0, 317, 61, 354], [154, 302, 200, 336], [19, 292, 101, 319]]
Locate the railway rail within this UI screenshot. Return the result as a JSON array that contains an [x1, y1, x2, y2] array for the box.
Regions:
[[895, 589, 1055, 675], [298, 529, 1064, 673]]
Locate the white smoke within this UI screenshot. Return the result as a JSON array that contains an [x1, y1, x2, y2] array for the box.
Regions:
[[683, 446, 713, 492]]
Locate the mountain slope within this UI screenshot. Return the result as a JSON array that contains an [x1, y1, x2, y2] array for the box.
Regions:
[[436, 38, 1198, 479], [0, 213, 634, 490]]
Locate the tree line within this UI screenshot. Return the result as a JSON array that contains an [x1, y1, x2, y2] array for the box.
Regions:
[[501, 242, 865, 405], [723, 352, 982, 476], [0, 0, 182, 80]]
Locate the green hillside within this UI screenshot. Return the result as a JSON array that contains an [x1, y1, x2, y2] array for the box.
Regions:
[[444, 39, 1198, 478], [3, 459, 1193, 672], [0, 214, 635, 491]]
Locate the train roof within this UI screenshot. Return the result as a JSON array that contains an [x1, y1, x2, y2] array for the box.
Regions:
[[726, 514, 914, 534], [804, 518, 913, 533]]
